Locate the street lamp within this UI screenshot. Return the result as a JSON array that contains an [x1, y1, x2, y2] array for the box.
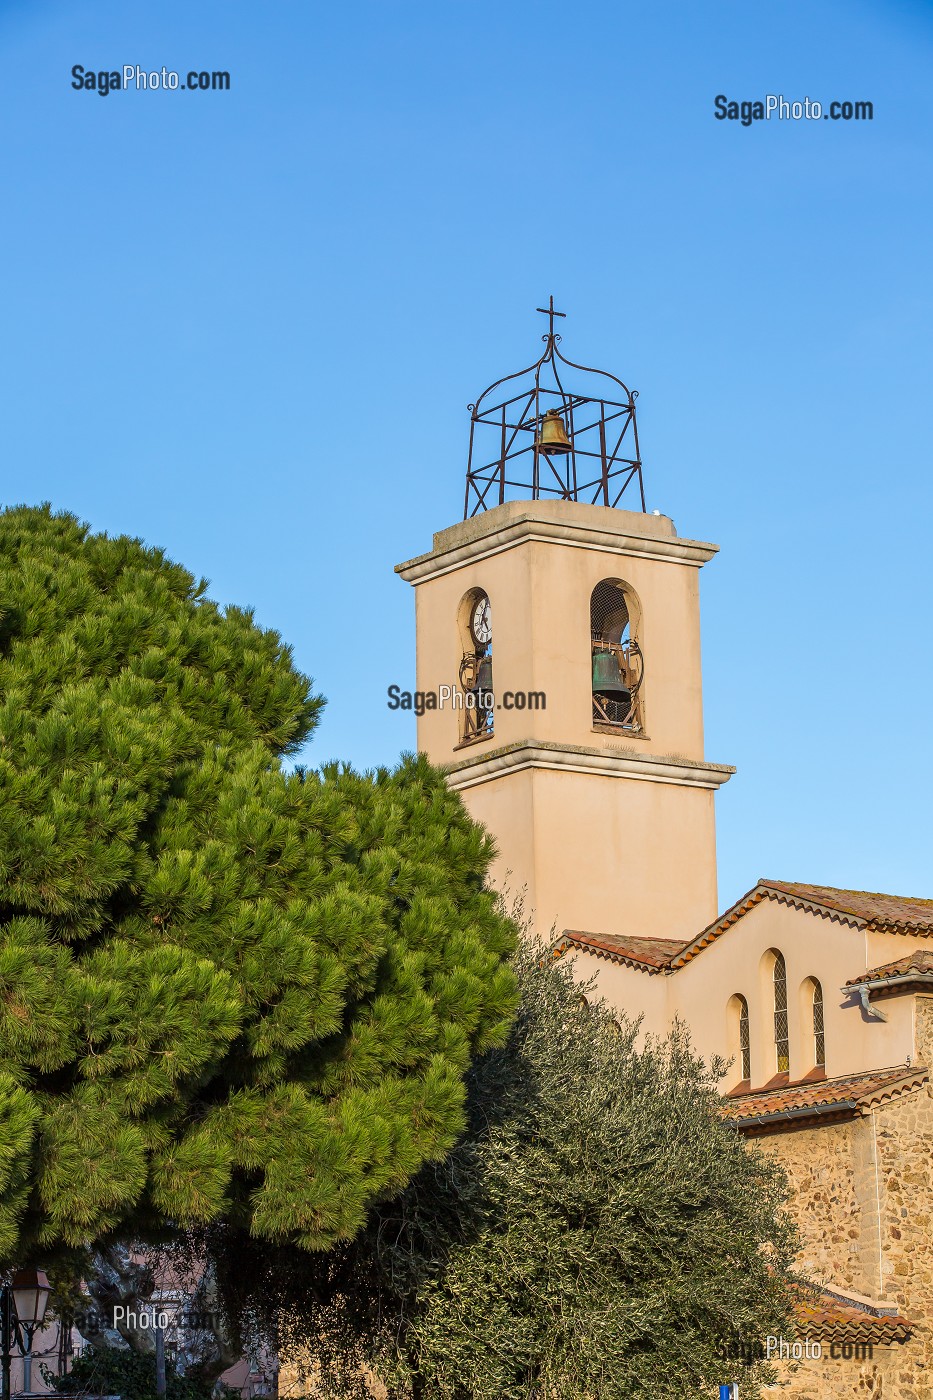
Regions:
[[1, 1268, 51, 1400]]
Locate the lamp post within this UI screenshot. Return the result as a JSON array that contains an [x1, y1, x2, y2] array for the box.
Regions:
[[1, 1269, 51, 1400]]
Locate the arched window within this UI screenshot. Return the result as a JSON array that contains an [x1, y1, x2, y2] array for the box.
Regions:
[[590, 579, 644, 732], [728, 993, 751, 1083], [772, 953, 789, 1074], [812, 979, 826, 1069], [457, 588, 493, 745], [738, 996, 751, 1081]]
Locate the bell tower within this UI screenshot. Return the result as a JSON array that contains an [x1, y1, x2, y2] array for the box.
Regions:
[[396, 304, 733, 942]]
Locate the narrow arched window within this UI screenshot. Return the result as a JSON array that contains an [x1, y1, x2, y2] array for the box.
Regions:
[[727, 993, 751, 1084], [738, 996, 751, 1081], [773, 953, 789, 1074], [812, 979, 825, 1069]]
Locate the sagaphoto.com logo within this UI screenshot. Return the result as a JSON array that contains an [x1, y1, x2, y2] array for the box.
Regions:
[[714, 94, 873, 127], [71, 65, 230, 95]]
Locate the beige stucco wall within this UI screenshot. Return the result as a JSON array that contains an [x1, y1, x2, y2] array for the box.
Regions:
[[584, 900, 925, 1090], [457, 764, 538, 913], [571, 954, 671, 1042], [462, 763, 720, 944]]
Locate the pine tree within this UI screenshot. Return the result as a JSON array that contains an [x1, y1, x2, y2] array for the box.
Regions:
[[0, 504, 518, 1264]]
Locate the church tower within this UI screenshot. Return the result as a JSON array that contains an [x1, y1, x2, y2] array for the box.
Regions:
[[396, 304, 733, 942]]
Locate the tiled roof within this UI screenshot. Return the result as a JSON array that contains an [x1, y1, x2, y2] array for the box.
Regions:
[[722, 1066, 928, 1132], [797, 1285, 911, 1344], [558, 880, 933, 976], [845, 950, 933, 986], [759, 880, 933, 931], [557, 931, 685, 971], [672, 879, 933, 969]]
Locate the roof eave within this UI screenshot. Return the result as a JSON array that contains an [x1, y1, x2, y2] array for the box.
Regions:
[[847, 972, 933, 995], [727, 1100, 860, 1133]]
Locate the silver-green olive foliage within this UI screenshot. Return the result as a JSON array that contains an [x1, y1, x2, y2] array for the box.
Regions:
[[214, 944, 798, 1400]]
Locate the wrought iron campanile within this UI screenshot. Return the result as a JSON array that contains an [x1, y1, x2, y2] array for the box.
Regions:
[[464, 299, 645, 519]]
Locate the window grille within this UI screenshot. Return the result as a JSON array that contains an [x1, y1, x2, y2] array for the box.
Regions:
[[773, 954, 789, 1074], [812, 979, 825, 1068], [737, 996, 751, 1081]]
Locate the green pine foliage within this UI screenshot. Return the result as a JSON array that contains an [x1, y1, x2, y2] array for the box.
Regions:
[[211, 942, 798, 1400], [0, 504, 518, 1263]]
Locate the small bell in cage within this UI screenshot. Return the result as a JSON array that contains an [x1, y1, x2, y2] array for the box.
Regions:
[[536, 409, 572, 455]]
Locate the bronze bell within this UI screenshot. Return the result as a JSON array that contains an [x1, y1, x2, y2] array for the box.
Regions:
[[592, 649, 629, 697], [536, 409, 572, 455]]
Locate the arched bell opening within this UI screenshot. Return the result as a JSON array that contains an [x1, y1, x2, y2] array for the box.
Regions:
[[590, 579, 644, 733], [457, 587, 494, 746]]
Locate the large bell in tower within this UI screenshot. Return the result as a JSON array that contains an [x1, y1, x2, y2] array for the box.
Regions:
[[591, 648, 628, 697]]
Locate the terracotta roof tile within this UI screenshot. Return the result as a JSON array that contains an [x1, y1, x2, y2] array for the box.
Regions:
[[845, 950, 933, 986], [558, 881, 933, 977], [722, 1066, 928, 1129], [670, 880, 933, 970], [558, 931, 686, 970], [796, 1285, 911, 1343], [760, 880, 933, 931]]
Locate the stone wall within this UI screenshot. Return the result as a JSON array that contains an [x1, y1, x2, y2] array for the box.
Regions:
[[759, 1115, 866, 1295], [750, 1056, 933, 1397]]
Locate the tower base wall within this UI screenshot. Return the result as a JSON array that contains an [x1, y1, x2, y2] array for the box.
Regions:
[[450, 746, 722, 942]]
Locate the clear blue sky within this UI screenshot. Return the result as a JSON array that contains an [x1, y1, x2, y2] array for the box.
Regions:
[[2, 0, 931, 912]]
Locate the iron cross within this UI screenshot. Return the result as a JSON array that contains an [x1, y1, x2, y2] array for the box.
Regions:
[[536, 296, 566, 338]]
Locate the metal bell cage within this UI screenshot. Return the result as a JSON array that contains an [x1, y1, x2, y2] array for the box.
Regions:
[[464, 299, 646, 520]]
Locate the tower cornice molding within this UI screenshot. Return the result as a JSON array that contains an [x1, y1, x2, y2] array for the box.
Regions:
[[444, 739, 734, 793], [395, 503, 718, 585]]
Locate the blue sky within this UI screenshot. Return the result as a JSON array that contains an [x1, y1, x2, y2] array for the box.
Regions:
[[2, 0, 931, 911]]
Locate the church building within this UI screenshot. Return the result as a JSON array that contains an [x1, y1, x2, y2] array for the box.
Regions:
[[396, 306, 932, 1400]]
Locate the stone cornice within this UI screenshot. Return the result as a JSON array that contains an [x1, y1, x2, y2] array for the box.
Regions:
[[395, 511, 718, 584], [444, 739, 735, 793]]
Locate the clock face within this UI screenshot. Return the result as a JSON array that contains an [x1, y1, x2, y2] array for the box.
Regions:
[[471, 596, 492, 646]]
